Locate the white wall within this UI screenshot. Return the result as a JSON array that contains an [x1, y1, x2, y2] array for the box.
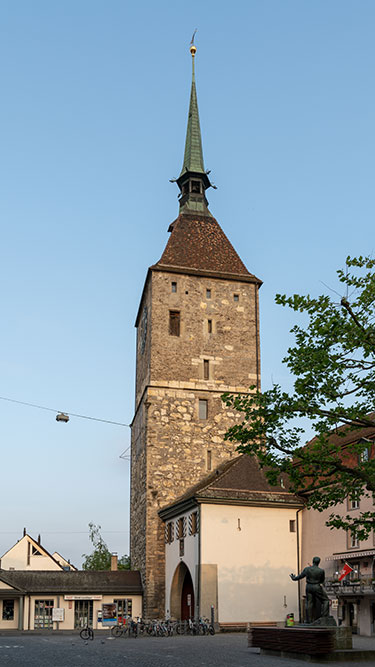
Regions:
[[1, 536, 61, 571], [165, 509, 199, 617], [201, 504, 300, 623]]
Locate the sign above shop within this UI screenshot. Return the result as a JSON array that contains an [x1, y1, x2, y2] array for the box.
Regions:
[[64, 595, 102, 601]]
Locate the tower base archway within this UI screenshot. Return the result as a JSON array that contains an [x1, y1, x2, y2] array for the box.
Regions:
[[170, 562, 195, 620]]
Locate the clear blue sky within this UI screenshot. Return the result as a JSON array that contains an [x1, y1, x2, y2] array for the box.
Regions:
[[1, 1, 374, 566]]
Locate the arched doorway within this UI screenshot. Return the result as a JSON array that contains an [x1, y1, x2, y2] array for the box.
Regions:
[[170, 562, 195, 620], [181, 568, 195, 620]]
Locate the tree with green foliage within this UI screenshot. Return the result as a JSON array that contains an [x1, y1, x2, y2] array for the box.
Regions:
[[223, 256, 375, 540], [81, 522, 130, 570]]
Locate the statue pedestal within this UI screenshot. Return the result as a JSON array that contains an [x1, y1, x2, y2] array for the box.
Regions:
[[247, 625, 371, 662]]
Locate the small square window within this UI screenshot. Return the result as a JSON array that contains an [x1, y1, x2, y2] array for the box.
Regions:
[[206, 289, 211, 299], [199, 399, 208, 420], [171, 282, 177, 293], [348, 499, 360, 510], [207, 319, 212, 333], [349, 532, 360, 549], [289, 520, 296, 533], [234, 294, 239, 302]]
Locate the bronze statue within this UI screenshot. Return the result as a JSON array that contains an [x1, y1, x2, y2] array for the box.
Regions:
[[290, 556, 329, 623]]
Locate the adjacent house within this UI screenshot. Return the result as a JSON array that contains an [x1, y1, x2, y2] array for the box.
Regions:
[[0, 532, 76, 572], [300, 426, 375, 636], [0, 532, 142, 631], [0, 569, 142, 631]]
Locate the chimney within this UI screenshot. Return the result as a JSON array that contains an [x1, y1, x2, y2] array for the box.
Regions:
[[111, 553, 118, 571], [23, 527, 26, 537], [37, 534, 41, 545]]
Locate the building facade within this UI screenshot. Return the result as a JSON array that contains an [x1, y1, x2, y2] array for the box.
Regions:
[[0, 569, 142, 631], [0, 532, 76, 572], [160, 454, 303, 625], [130, 44, 261, 618], [300, 427, 375, 636]]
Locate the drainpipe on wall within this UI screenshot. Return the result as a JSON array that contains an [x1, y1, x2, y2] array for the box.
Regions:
[[197, 503, 201, 621], [254, 284, 260, 391], [56, 595, 60, 631], [18, 596, 24, 631], [296, 508, 302, 623]]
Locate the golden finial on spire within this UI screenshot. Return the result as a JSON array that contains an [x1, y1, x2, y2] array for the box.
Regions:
[[190, 28, 197, 57]]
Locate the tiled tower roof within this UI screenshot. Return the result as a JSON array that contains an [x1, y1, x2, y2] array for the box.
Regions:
[[153, 213, 261, 283]]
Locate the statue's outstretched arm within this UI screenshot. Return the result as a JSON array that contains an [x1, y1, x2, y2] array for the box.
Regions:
[[290, 569, 306, 581]]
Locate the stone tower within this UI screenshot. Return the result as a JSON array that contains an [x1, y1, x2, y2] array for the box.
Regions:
[[130, 43, 262, 619]]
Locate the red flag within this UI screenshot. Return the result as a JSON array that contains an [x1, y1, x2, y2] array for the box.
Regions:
[[338, 562, 353, 581]]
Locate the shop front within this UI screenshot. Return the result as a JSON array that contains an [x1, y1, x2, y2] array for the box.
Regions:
[[0, 570, 142, 631]]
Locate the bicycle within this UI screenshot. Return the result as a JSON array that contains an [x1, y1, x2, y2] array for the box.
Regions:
[[111, 623, 125, 638], [80, 625, 94, 640], [203, 617, 215, 635]]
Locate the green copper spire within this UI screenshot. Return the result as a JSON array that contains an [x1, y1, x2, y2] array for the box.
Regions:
[[175, 40, 213, 216], [180, 44, 205, 176]]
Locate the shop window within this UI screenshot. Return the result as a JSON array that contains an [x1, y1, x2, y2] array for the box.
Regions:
[[74, 600, 93, 629], [203, 359, 209, 380], [199, 399, 208, 420], [169, 311, 180, 336], [114, 599, 132, 622], [2, 600, 14, 621], [34, 600, 54, 629]]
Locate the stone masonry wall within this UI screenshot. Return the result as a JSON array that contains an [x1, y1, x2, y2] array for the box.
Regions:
[[150, 271, 260, 389], [131, 268, 261, 618]]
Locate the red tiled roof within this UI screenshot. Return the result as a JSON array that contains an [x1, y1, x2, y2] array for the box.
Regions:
[[153, 214, 260, 282], [160, 455, 303, 514]]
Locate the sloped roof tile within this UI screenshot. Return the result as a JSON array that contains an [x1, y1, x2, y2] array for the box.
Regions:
[[154, 214, 260, 282]]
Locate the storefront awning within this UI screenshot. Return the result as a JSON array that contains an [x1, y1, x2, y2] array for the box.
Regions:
[[326, 549, 375, 561]]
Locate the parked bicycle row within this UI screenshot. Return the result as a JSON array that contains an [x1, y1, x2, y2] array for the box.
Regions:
[[110, 617, 215, 638]]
